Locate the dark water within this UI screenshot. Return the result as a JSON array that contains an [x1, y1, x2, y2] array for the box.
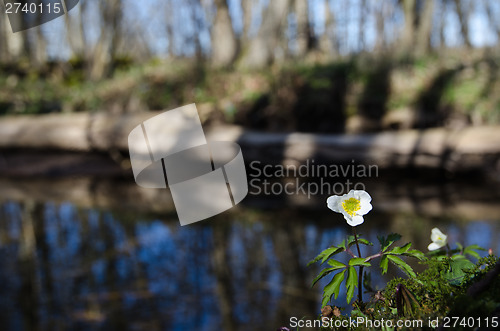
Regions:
[[0, 177, 499, 331]]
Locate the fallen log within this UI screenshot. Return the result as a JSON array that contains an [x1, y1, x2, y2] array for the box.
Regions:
[[0, 112, 499, 174]]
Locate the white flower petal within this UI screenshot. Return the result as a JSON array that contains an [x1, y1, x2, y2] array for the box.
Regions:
[[428, 242, 441, 251], [347, 215, 364, 227], [354, 190, 372, 203], [327, 195, 343, 213], [357, 201, 372, 215], [431, 228, 447, 243]]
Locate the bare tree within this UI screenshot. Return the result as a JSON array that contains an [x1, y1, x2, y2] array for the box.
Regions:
[[239, 0, 290, 68], [400, 0, 416, 54], [165, 0, 176, 57], [358, 0, 366, 51], [189, 0, 205, 60], [374, 1, 386, 52], [438, 0, 447, 48], [89, 0, 123, 80], [30, 25, 47, 67], [483, 0, 500, 44], [319, 0, 336, 56], [415, 0, 435, 55], [294, 0, 310, 57], [453, 0, 472, 48], [241, 0, 253, 45], [0, 12, 28, 62], [0, 12, 10, 62], [63, 1, 87, 59], [211, 0, 238, 67]]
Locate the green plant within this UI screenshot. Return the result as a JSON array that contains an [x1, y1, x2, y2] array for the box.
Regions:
[[309, 232, 424, 306]]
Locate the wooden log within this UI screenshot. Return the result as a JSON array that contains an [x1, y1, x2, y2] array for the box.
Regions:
[[0, 113, 499, 173]]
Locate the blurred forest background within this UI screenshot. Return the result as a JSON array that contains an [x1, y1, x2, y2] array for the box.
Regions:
[[1, 0, 500, 133]]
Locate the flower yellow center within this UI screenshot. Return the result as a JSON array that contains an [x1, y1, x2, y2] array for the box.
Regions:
[[342, 198, 361, 217]]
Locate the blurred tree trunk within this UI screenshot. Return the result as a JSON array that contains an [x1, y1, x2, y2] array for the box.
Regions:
[[439, 0, 446, 48], [211, 0, 238, 67], [400, 0, 416, 55], [483, 0, 500, 44], [239, 0, 290, 68], [190, 0, 204, 60], [374, 2, 385, 52], [89, 0, 122, 80], [294, 0, 310, 57], [358, 0, 366, 51], [319, 0, 335, 56], [64, 1, 87, 59], [415, 0, 434, 55], [0, 14, 9, 62], [453, 0, 472, 48], [0, 13, 28, 62], [241, 0, 252, 45], [30, 21, 47, 67], [165, 0, 175, 57]]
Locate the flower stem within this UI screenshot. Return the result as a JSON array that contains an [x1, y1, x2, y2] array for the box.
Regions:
[[352, 227, 363, 303]]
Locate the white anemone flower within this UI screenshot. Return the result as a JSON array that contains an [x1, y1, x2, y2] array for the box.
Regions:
[[327, 190, 372, 227], [428, 228, 448, 251]]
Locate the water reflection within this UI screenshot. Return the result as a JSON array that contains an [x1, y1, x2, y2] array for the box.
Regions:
[[0, 194, 499, 330]]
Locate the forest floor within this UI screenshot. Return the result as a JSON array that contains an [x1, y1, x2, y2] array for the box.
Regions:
[[1, 47, 499, 134]]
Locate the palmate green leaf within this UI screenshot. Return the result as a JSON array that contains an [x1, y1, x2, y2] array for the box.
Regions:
[[346, 266, 358, 303], [321, 270, 346, 307], [387, 255, 416, 278], [378, 233, 402, 252], [445, 256, 475, 286], [348, 257, 371, 267], [387, 242, 412, 255], [380, 255, 389, 274], [307, 246, 345, 266]]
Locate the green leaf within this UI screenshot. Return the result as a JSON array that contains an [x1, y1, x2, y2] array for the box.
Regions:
[[321, 270, 346, 307], [320, 247, 345, 264], [380, 255, 389, 274], [327, 259, 347, 269], [387, 255, 416, 278], [346, 266, 358, 303], [379, 233, 402, 252], [463, 244, 485, 260], [402, 249, 426, 261], [387, 242, 412, 255], [445, 256, 475, 286], [456, 242, 463, 252], [347, 235, 373, 247], [348, 257, 371, 267], [312, 268, 335, 288], [466, 244, 486, 251], [307, 246, 344, 266], [463, 248, 481, 260]]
